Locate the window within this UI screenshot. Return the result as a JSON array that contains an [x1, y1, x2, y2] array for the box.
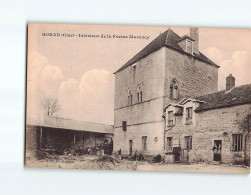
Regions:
[[122, 121, 127, 131], [167, 137, 173, 151], [232, 134, 242, 151], [170, 84, 173, 98], [186, 39, 193, 54], [128, 89, 132, 105], [185, 136, 192, 149], [142, 136, 147, 151], [137, 85, 142, 103], [170, 80, 179, 100], [173, 85, 179, 99], [167, 111, 174, 126], [186, 107, 193, 124]]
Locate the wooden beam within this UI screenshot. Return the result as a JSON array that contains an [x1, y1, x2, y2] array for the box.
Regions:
[[40, 127, 43, 149]]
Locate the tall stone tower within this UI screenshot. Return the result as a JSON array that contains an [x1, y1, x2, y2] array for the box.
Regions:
[[113, 28, 219, 155]]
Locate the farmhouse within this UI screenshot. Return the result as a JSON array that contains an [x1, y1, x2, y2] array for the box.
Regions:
[[113, 27, 251, 164], [26, 116, 113, 155], [164, 77, 251, 164]]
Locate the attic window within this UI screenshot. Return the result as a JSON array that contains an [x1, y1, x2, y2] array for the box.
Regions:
[[186, 39, 193, 55]]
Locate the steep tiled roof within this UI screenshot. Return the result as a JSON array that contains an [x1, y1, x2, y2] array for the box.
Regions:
[[195, 84, 251, 112], [114, 29, 219, 73], [26, 116, 114, 134]]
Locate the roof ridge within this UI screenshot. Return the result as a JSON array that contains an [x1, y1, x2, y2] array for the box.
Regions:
[[114, 28, 219, 73], [164, 28, 171, 45], [196, 83, 251, 98]]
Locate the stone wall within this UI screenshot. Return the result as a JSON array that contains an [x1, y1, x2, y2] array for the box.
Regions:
[[164, 48, 218, 106], [26, 125, 39, 151], [165, 104, 251, 164], [114, 46, 220, 156]]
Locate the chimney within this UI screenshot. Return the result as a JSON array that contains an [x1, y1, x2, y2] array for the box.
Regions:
[[190, 27, 199, 54], [226, 74, 235, 91]]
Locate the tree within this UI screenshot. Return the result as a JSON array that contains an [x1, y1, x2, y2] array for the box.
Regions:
[[238, 113, 251, 165], [41, 97, 61, 116]]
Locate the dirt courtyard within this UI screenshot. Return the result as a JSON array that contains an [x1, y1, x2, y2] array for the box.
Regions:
[[25, 153, 250, 174]]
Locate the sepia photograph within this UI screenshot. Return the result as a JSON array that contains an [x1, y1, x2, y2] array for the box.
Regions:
[[25, 23, 251, 174]]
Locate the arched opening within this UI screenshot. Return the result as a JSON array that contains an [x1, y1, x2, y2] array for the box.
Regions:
[[174, 85, 179, 99], [137, 85, 142, 103], [170, 79, 179, 100], [170, 84, 173, 98]]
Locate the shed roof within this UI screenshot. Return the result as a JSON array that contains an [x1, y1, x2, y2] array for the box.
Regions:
[[114, 29, 218, 73], [26, 116, 114, 134]]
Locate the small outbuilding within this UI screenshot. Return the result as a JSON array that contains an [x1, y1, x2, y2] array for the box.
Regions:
[[26, 116, 114, 155]]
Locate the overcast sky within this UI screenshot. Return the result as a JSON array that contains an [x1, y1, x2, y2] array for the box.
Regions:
[[27, 24, 251, 124]]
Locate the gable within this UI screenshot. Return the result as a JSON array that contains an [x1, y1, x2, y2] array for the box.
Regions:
[[114, 28, 219, 74]]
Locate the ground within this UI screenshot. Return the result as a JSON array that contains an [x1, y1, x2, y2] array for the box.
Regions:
[[25, 152, 250, 174]]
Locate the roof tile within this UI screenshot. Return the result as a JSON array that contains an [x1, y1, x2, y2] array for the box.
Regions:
[[195, 84, 251, 112]]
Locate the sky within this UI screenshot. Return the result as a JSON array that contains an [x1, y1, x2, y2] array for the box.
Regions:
[[27, 24, 251, 125]]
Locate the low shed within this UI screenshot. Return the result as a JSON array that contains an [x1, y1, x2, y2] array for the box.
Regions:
[[26, 116, 114, 154]]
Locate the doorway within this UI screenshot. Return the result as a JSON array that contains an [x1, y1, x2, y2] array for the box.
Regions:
[[129, 140, 133, 156], [173, 147, 181, 162], [213, 140, 222, 161]]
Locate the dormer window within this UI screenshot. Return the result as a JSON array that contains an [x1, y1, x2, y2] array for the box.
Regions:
[[185, 107, 193, 124], [177, 35, 194, 55], [186, 39, 193, 55], [167, 111, 174, 126]]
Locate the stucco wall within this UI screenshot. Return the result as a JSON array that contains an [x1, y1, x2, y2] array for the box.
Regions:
[[113, 121, 164, 155], [114, 47, 166, 110], [114, 47, 166, 154]]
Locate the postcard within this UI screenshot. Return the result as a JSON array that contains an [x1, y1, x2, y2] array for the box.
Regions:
[[26, 23, 251, 174]]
